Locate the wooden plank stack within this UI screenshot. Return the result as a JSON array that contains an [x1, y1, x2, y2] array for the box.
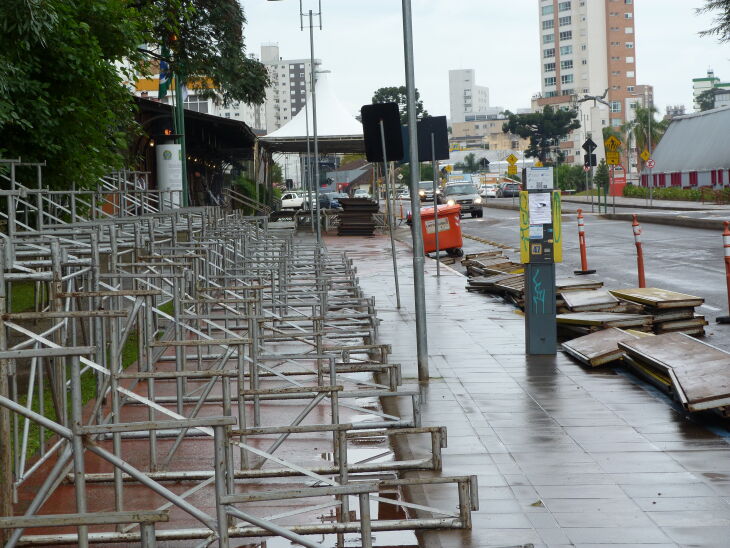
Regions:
[[337, 198, 378, 236], [610, 288, 708, 336]]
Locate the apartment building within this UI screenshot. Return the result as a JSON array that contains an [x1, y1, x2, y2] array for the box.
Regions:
[[260, 43, 320, 134], [692, 69, 730, 111], [449, 69, 499, 124], [536, 0, 644, 165]]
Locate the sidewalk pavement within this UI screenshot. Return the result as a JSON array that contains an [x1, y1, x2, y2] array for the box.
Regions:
[[325, 232, 730, 548]]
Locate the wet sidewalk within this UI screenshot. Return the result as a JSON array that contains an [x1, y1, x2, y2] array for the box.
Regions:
[[325, 232, 730, 548]]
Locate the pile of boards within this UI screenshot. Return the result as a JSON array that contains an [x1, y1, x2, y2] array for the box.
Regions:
[[557, 287, 707, 337], [563, 329, 730, 414], [337, 198, 378, 236]]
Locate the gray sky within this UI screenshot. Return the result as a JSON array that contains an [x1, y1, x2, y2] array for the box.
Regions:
[[242, 0, 730, 117]]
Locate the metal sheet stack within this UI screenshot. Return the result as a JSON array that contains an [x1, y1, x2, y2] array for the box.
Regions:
[[337, 198, 378, 236]]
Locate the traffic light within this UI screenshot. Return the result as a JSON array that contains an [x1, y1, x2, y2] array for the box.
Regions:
[[584, 154, 597, 167]]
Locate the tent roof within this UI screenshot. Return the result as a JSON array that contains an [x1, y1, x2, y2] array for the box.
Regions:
[[261, 74, 364, 154], [646, 106, 730, 174]]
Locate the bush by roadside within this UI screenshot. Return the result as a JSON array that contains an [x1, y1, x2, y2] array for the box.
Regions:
[[623, 184, 730, 204]]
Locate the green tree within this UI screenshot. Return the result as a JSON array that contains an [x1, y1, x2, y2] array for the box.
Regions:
[[398, 163, 434, 182], [502, 106, 580, 164], [372, 86, 428, 124], [697, 88, 718, 111], [620, 106, 668, 170], [453, 153, 479, 173], [154, 0, 269, 106], [0, 0, 268, 189], [271, 162, 283, 184], [555, 164, 587, 191], [594, 159, 609, 189], [698, 0, 730, 41]]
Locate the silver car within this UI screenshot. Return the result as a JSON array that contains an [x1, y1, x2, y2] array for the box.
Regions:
[[439, 183, 484, 218]]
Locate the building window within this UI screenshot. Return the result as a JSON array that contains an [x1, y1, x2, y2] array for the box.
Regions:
[[543, 48, 555, 58], [543, 33, 554, 44], [625, 0, 633, 3], [561, 74, 574, 84], [624, 12, 633, 18], [610, 101, 622, 112], [545, 91, 557, 98], [626, 42, 634, 48], [561, 60, 573, 70], [544, 62, 556, 72], [626, 56, 634, 63], [611, 118, 622, 127], [581, 59, 587, 65], [541, 5, 554, 15], [545, 77, 557, 86], [627, 70, 635, 77], [560, 45, 573, 55], [542, 20, 554, 29], [559, 16, 571, 26], [627, 85, 635, 92], [625, 27, 634, 33], [558, 1, 571, 11], [559, 31, 572, 41]]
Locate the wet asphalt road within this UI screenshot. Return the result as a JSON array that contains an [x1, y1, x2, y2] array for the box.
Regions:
[[457, 206, 730, 351]]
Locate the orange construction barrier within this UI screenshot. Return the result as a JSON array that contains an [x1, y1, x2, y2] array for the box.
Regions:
[[574, 209, 596, 275], [632, 214, 646, 288]]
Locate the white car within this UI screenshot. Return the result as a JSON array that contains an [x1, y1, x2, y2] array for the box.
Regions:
[[479, 184, 498, 198], [353, 189, 371, 199], [280, 191, 308, 210]]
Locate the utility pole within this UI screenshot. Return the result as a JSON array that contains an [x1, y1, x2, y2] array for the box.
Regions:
[[173, 73, 189, 207]]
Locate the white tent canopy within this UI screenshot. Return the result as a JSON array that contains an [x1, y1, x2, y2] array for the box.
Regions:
[[261, 73, 364, 153]]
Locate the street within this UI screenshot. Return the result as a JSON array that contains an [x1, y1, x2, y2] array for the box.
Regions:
[[390, 199, 730, 351]]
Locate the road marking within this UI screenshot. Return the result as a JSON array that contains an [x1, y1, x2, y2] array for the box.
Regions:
[[701, 304, 722, 312]]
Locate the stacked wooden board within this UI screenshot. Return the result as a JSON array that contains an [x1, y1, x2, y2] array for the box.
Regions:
[[337, 198, 378, 236], [619, 333, 730, 413], [610, 288, 708, 336]]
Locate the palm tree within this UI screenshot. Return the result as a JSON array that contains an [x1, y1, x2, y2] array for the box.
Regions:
[[620, 106, 668, 171]]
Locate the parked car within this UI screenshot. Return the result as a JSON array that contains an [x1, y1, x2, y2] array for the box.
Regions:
[[438, 183, 483, 218], [497, 182, 521, 198], [320, 192, 347, 210], [280, 191, 308, 210], [479, 184, 498, 198], [396, 188, 410, 200], [353, 189, 372, 199]]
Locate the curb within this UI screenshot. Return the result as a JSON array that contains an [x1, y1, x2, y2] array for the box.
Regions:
[[484, 203, 728, 230], [561, 197, 728, 212]]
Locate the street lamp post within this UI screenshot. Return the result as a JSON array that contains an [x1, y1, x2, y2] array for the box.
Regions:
[[402, 0, 429, 381]]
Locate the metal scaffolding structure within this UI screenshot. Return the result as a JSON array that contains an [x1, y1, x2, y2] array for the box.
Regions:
[[0, 158, 477, 547]]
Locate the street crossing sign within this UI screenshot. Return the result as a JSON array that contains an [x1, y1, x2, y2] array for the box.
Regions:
[[506, 153, 518, 165], [604, 135, 622, 152], [507, 165, 518, 175], [582, 138, 597, 153], [640, 149, 650, 162]]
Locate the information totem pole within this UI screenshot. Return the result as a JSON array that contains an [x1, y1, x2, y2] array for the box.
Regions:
[[520, 167, 563, 355]]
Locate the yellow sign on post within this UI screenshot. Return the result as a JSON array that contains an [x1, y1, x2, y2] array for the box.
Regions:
[[640, 149, 650, 162], [606, 151, 620, 165], [506, 153, 518, 165], [534, 160, 543, 167], [507, 165, 518, 175], [604, 135, 622, 152]]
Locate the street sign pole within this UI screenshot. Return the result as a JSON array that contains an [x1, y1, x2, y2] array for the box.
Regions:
[[401, 0, 429, 382]]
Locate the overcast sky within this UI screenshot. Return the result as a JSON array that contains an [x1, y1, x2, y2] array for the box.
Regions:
[[241, 0, 730, 118]]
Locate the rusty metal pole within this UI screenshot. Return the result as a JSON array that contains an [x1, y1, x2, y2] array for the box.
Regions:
[[574, 209, 595, 275], [717, 221, 730, 324], [632, 214, 646, 288]]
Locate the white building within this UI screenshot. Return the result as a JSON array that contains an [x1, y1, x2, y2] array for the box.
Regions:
[[534, 0, 646, 166], [260, 43, 320, 134], [692, 69, 730, 111], [448, 69, 497, 124]]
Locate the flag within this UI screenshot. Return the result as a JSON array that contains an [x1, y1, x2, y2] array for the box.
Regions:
[[158, 45, 171, 99]]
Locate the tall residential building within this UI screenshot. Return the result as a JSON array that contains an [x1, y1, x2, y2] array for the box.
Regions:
[[449, 69, 500, 124], [692, 69, 730, 111], [261, 43, 320, 133], [535, 0, 644, 165]]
